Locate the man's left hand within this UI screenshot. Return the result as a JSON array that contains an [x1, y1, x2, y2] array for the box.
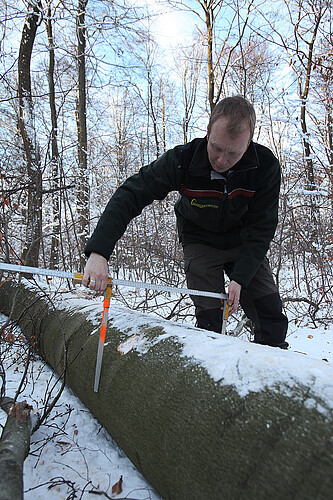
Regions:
[[228, 280, 241, 314]]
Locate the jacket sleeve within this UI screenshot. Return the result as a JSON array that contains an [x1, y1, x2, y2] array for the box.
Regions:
[[85, 149, 182, 260], [229, 158, 281, 288]]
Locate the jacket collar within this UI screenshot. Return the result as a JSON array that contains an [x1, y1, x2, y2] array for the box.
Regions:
[[188, 136, 259, 177]]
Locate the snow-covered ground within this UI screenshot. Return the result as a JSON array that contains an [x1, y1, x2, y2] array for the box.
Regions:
[[0, 291, 332, 499]]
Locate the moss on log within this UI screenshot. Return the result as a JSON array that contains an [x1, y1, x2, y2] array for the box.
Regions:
[[0, 279, 333, 500]]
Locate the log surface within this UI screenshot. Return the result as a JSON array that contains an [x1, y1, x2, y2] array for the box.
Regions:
[[0, 279, 332, 500]]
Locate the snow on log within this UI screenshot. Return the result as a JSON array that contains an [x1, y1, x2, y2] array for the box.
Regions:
[[0, 278, 333, 500]]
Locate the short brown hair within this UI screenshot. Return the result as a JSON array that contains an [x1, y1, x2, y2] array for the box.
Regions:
[[208, 96, 256, 140]]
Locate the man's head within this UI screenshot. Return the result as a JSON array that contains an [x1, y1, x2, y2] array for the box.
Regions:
[[207, 96, 256, 173]]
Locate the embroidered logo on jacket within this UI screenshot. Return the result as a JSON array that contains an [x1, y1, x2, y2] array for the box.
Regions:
[[191, 198, 218, 209]]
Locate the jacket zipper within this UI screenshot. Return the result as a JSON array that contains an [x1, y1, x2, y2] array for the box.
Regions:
[[219, 165, 258, 231]]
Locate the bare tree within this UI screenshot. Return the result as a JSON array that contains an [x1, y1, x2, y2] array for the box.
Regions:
[[175, 40, 202, 143], [45, 0, 62, 269], [165, 0, 254, 110], [313, 41, 333, 216], [76, 0, 89, 271], [18, 0, 43, 267], [287, 0, 329, 191], [228, 37, 276, 106], [259, 0, 330, 190]]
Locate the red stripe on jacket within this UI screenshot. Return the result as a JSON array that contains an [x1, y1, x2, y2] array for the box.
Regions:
[[228, 188, 255, 199], [181, 185, 255, 200], [181, 185, 224, 198]]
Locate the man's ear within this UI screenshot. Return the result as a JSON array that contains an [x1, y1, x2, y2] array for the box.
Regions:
[[206, 126, 209, 139]]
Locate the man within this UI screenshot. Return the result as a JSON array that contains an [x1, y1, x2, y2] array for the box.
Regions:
[[83, 96, 289, 349]]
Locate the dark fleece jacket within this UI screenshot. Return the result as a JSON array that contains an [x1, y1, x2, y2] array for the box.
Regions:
[[85, 137, 281, 288]]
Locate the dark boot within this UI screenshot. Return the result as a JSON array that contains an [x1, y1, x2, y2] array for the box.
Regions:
[[254, 339, 289, 349]]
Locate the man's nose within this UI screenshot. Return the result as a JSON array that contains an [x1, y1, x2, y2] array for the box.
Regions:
[[217, 152, 228, 165]]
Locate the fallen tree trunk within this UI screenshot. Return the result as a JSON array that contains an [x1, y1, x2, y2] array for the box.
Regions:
[[0, 398, 31, 500], [0, 278, 333, 500]]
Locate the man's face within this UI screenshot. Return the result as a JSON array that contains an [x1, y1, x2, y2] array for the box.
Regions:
[[207, 117, 251, 173]]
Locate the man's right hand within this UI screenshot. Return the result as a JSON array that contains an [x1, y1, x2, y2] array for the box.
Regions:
[[227, 280, 241, 315], [82, 252, 109, 291]]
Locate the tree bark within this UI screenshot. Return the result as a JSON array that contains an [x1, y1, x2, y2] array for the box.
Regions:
[[76, 0, 90, 271], [0, 279, 332, 500], [18, 1, 43, 267], [45, 4, 61, 270], [0, 398, 31, 500]]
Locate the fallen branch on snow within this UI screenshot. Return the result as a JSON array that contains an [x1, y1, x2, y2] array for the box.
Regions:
[[0, 397, 32, 500]]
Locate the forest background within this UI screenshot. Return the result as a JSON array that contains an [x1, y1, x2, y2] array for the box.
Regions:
[[0, 0, 332, 334]]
